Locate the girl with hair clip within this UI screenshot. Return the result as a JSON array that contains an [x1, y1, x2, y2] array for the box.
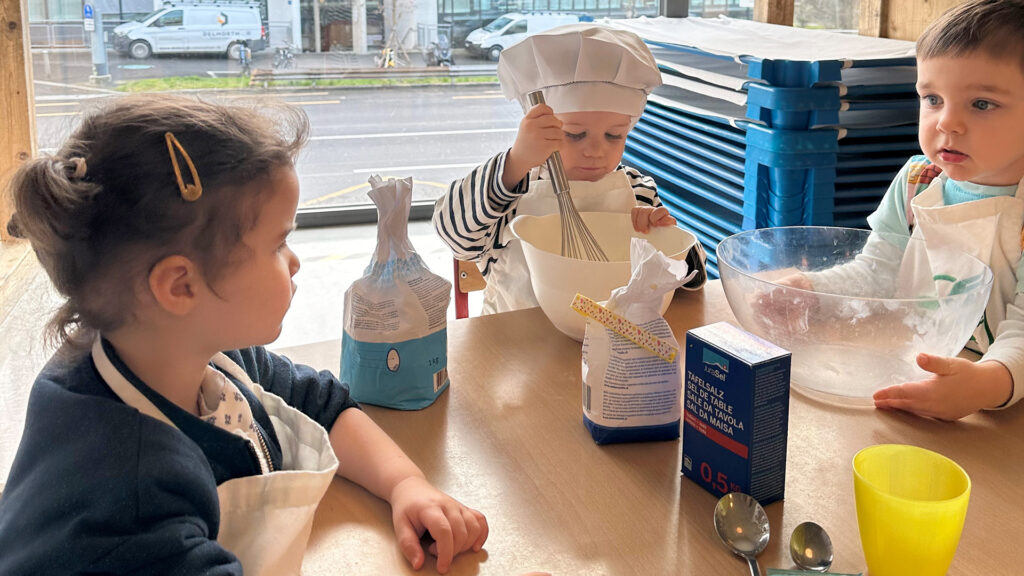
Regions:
[[0, 95, 492, 575]]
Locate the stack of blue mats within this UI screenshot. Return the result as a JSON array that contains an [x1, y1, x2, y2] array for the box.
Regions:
[[606, 17, 921, 278]]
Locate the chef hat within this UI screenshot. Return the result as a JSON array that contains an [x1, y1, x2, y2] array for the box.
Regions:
[[497, 23, 662, 122]]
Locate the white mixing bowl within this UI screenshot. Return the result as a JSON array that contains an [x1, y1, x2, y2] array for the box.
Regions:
[[510, 211, 698, 341]]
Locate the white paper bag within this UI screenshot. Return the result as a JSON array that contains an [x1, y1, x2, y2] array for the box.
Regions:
[[582, 238, 695, 444], [341, 176, 451, 409]]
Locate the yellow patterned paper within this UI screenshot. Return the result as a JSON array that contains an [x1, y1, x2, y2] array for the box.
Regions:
[[570, 293, 678, 363]]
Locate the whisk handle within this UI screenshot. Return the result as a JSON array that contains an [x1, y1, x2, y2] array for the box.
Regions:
[[525, 90, 571, 196]]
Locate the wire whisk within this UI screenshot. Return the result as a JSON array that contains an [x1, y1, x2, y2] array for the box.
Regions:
[[526, 91, 608, 262]]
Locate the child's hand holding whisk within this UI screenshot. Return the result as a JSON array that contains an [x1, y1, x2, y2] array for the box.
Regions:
[[502, 104, 564, 190]]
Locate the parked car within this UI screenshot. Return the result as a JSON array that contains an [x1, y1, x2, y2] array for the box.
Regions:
[[112, 1, 268, 59], [464, 12, 593, 61]]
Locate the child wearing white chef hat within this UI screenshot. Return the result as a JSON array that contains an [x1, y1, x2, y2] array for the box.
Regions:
[[434, 24, 707, 315]]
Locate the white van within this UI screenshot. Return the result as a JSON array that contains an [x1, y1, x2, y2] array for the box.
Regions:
[[112, 1, 267, 59], [464, 12, 592, 61]]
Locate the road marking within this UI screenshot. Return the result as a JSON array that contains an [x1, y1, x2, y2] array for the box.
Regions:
[[33, 80, 120, 94], [352, 162, 478, 174], [213, 91, 336, 101], [35, 102, 79, 107], [452, 94, 506, 100], [301, 178, 448, 207], [310, 127, 516, 141], [290, 99, 342, 106], [37, 111, 81, 117], [35, 94, 107, 102]]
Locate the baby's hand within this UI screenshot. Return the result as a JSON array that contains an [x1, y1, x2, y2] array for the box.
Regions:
[[873, 355, 1013, 420], [510, 103, 564, 170], [630, 205, 676, 233], [750, 272, 817, 334], [389, 476, 489, 574]]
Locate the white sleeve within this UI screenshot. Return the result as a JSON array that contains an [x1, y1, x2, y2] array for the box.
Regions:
[[802, 161, 915, 296], [802, 231, 906, 297]]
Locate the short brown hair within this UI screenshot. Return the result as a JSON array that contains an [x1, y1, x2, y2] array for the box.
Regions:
[[5, 95, 308, 347], [917, 0, 1024, 70]]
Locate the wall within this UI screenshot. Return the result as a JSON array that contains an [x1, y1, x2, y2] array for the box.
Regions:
[[859, 0, 965, 41]]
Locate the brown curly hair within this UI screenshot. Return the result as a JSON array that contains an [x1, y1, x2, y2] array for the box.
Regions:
[[5, 94, 308, 348]]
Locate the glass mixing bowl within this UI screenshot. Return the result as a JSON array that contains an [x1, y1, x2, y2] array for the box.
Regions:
[[717, 226, 993, 404]]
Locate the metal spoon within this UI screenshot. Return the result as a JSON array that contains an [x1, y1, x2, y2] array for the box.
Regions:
[[714, 492, 770, 576], [790, 521, 834, 572]]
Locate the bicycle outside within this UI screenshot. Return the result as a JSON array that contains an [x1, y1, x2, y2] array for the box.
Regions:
[[273, 44, 296, 69]]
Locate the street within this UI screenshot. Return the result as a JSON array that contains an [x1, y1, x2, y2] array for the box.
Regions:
[[31, 45, 493, 88], [32, 49, 519, 208]]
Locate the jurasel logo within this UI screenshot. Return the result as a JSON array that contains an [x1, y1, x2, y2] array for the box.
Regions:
[[702, 348, 728, 381], [217, 12, 228, 25]]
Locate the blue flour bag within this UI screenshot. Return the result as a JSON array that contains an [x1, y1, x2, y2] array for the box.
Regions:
[[582, 238, 695, 444], [342, 175, 451, 409]]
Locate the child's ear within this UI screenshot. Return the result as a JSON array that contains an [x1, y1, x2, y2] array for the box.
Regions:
[[148, 255, 201, 315]]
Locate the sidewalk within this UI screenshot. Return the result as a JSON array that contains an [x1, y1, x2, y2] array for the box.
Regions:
[[30, 46, 494, 89]]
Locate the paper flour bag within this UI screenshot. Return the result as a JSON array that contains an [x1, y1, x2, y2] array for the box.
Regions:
[[341, 175, 451, 409], [578, 238, 695, 444]]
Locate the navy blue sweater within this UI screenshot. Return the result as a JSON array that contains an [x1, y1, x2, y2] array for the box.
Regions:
[[0, 343, 357, 575]]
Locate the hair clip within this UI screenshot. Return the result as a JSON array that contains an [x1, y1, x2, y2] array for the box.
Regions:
[[68, 157, 87, 180], [164, 132, 203, 202], [6, 213, 24, 239]]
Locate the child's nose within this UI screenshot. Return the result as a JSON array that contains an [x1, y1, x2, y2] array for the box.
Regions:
[[289, 251, 301, 276], [937, 108, 965, 134]]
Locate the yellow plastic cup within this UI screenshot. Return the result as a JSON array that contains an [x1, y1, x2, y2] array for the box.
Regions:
[[853, 444, 971, 576]]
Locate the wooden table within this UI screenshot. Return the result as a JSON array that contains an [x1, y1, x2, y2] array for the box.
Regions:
[[282, 281, 1024, 575]]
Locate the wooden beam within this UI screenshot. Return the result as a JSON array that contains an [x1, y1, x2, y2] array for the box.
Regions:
[[859, 0, 888, 38], [886, 0, 963, 41], [754, 0, 794, 26], [858, 0, 966, 41], [0, 0, 35, 242]]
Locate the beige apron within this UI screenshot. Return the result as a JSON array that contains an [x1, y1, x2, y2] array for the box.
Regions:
[[901, 175, 1024, 352], [91, 338, 339, 576], [482, 169, 636, 314]]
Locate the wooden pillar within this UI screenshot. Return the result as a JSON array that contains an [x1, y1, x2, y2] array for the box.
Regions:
[[859, 0, 888, 37], [0, 0, 35, 242], [754, 0, 793, 26], [859, 0, 966, 41]]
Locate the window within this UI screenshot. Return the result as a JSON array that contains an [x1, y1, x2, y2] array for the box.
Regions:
[[795, 0, 859, 31], [505, 20, 527, 34], [27, 0, 862, 224], [484, 16, 514, 31], [153, 10, 183, 27]]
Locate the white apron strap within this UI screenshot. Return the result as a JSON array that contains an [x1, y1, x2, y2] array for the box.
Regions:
[[91, 336, 175, 428], [211, 352, 259, 392]]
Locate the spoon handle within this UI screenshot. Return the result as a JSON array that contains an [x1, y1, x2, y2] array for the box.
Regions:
[[746, 556, 761, 576]]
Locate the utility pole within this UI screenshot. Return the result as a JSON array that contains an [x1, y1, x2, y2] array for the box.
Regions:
[[84, 0, 110, 84]]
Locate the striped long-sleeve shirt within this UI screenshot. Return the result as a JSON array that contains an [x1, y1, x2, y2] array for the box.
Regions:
[[433, 149, 661, 278]]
